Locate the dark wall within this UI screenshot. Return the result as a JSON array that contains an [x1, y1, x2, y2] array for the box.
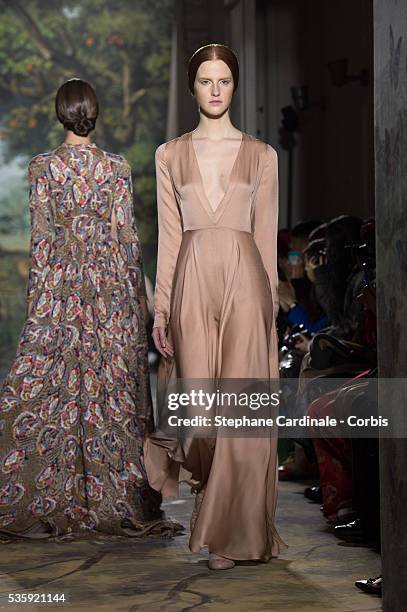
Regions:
[[257, 0, 374, 226], [374, 0, 407, 609], [300, 0, 374, 222]]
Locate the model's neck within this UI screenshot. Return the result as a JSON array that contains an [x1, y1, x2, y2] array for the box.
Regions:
[[64, 130, 92, 145], [193, 112, 239, 140]]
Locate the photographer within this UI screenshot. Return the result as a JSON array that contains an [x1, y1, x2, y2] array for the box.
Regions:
[[309, 215, 364, 340]]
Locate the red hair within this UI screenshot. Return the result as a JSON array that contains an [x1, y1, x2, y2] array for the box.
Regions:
[[187, 44, 239, 95]]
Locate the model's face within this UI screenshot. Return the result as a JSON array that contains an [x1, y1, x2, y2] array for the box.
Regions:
[[194, 59, 234, 116]]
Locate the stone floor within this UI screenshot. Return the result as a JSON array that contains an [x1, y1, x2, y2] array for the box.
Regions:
[[0, 479, 381, 612]]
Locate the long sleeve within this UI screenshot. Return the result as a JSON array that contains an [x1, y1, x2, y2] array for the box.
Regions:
[[253, 144, 280, 320], [153, 143, 183, 328], [26, 157, 54, 316], [112, 159, 146, 298]]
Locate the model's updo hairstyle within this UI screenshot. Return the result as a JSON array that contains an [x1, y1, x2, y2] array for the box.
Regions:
[[55, 78, 99, 137], [187, 44, 239, 95]]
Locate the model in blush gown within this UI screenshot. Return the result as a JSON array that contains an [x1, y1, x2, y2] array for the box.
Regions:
[[143, 131, 288, 561], [0, 142, 182, 541]]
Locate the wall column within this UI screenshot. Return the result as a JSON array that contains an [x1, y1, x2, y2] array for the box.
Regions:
[[374, 1, 407, 609]]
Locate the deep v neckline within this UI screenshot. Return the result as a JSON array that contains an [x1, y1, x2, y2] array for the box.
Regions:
[[189, 131, 245, 222]]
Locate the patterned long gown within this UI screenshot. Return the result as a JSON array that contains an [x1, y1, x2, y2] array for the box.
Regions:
[[0, 142, 182, 540]]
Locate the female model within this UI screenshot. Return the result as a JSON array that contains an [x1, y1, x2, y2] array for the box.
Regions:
[[0, 79, 181, 540], [144, 44, 288, 569]]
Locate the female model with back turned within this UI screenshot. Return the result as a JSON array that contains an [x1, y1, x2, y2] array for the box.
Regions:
[[144, 45, 288, 569], [0, 79, 181, 540]]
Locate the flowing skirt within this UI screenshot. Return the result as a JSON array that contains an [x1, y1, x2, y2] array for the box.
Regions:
[[144, 228, 288, 560], [0, 248, 182, 540]]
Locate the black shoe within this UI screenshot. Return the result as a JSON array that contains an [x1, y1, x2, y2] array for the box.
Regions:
[[334, 518, 363, 541], [304, 486, 322, 503], [355, 575, 382, 596]]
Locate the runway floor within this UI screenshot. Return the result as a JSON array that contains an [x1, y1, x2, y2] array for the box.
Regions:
[[0, 478, 381, 612]]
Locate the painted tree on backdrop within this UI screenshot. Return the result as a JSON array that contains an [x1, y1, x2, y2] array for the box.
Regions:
[[0, 0, 173, 250]]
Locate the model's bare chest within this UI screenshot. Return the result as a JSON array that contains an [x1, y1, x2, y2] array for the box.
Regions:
[[191, 137, 243, 212]]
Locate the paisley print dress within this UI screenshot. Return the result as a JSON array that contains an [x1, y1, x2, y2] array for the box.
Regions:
[[0, 142, 181, 540]]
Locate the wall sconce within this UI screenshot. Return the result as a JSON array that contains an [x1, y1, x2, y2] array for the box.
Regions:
[[327, 59, 369, 86], [290, 86, 326, 112]]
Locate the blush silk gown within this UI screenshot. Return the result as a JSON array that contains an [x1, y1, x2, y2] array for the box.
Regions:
[[143, 131, 288, 560]]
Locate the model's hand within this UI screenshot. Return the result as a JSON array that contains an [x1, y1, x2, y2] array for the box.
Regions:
[[152, 326, 174, 358]]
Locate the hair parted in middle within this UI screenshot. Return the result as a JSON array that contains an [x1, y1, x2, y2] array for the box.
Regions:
[[187, 44, 239, 95]]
